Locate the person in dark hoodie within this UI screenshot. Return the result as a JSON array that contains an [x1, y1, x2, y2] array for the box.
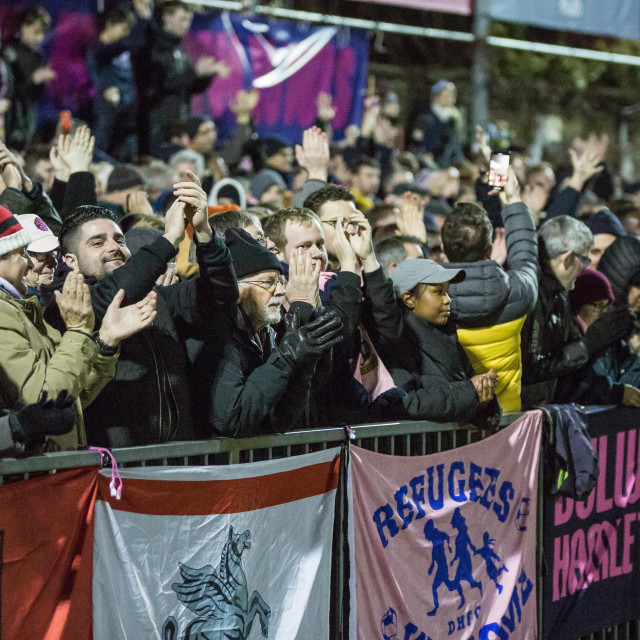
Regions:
[[441, 167, 538, 412], [41, 172, 239, 447], [132, 1, 229, 156], [376, 259, 501, 429]]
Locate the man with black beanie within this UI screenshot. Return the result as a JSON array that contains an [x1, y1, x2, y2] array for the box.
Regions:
[[187, 228, 343, 438]]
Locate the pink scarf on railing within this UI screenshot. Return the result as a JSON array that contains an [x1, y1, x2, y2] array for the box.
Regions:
[[319, 272, 395, 400]]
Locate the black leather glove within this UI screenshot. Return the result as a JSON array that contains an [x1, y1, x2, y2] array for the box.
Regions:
[[9, 390, 76, 445], [582, 305, 635, 356], [278, 306, 344, 367]]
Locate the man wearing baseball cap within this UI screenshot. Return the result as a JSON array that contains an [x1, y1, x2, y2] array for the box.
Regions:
[[370, 258, 501, 429], [16, 214, 59, 298]]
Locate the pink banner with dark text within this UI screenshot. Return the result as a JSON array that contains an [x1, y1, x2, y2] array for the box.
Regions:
[[352, 0, 472, 15]]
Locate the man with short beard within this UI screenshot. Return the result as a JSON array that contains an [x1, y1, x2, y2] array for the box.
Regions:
[[41, 175, 240, 446], [187, 228, 343, 438]]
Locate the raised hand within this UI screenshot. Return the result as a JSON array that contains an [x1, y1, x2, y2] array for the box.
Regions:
[[195, 56, 225, 77], [49, 141, 70, 182], [98, 289, 157, 347], [316, 92, 336, 122], [490, 227, 507, 266], [332, 219, 358, 273], [57, 125, 95, 174], [163, 198, 187, 247], [347, 210, 378, 271], [286, 248, 320, 307], [278, 306, 344, 367], [0, 150, 22, 190], [497, 166, 521, 206], [55, 270, 95, 334], [156, 265, 179, 287], [230, 89, 259, 124], [32, 66, 56, 85], [125, 190, 154, 215], [294, 126, 329, 181], [0, 143, 32, 192], [397, 192, 427, 243], [173, 170, 211, 241], [133, 0, 153, 19]]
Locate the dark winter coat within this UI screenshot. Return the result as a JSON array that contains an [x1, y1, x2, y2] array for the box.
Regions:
[[4, 41, 44, 149], [41, 234, 238, 447], [520, 262, 589, 409], [374, 309, 501, 428], [187, 301, 319, 439]]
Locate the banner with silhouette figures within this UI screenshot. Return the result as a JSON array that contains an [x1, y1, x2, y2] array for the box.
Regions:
[[92, 448, 340, 640], [348, 411, 542, 640], [542, 406, 640, 639]]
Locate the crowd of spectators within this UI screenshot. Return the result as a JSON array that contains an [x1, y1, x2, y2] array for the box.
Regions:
[[2, 1, 640, 457]]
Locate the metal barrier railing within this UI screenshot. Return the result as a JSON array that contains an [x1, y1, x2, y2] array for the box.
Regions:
[[1, 414, 638, 640]]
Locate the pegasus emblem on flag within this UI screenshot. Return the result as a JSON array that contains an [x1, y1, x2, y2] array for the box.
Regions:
[[162, 525, 271, 640]]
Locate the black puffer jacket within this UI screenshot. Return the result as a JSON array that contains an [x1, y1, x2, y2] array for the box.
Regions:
[[598, 236, 640, 302]]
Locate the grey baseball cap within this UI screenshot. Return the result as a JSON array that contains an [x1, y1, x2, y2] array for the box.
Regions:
[[390, 259, 465, 296]]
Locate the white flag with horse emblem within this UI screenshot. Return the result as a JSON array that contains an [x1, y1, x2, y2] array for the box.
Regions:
[[92, 448, 340, 639]]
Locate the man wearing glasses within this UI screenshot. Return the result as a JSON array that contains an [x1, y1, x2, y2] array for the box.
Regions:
[[16, 214, 59, 300], [187, 228, 343, 438], [520, 215, 635, 408]]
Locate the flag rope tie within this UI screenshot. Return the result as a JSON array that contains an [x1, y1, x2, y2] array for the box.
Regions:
[[88, 446, 122, 500]]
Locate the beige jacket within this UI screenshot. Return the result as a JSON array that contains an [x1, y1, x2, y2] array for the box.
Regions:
[[0, 290, 117, 451]]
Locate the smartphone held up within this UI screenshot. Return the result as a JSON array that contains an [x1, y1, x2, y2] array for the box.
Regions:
[[488, 152, 510, 191]]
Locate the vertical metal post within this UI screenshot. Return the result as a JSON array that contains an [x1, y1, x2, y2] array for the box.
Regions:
[[472, 0, 490, 131]]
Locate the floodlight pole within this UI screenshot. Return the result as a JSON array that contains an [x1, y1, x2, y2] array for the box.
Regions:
[[472, 0, 490, 131]]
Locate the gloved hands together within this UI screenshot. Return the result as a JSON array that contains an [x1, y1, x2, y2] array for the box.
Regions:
[[10, 390, 76, 445], [278, 306, 344, 367], [582, 305, 635, 356]]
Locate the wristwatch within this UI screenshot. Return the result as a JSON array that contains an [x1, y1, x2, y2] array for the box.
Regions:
[[92, 332, 120, 357]]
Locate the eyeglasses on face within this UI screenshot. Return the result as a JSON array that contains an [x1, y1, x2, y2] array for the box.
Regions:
[[572, 251, 591, 270], [242, 275, 287, 292], [27, 250, 59, 262]]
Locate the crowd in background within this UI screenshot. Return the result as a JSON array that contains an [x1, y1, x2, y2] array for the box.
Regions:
[[2, 1, 640, 456]]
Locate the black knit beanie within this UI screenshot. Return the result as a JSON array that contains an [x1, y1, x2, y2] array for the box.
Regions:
[[224, 228, 283, 278]]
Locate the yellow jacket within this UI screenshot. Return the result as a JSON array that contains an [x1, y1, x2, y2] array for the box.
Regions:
[[457, 316, 526, 412]]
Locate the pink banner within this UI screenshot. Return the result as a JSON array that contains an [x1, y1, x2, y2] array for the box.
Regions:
[[351, 0, 472, 15], [349, 411, 542, 640]]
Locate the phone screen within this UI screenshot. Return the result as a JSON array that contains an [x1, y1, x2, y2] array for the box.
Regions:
[[488, 153, 510, 190]]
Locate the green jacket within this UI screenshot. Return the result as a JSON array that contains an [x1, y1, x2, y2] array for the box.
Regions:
[[0, 290, 117, 451]]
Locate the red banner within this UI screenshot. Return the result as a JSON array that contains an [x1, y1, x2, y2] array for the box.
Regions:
[[352, 0, 472, 15], [0, 467, 98, 640]]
